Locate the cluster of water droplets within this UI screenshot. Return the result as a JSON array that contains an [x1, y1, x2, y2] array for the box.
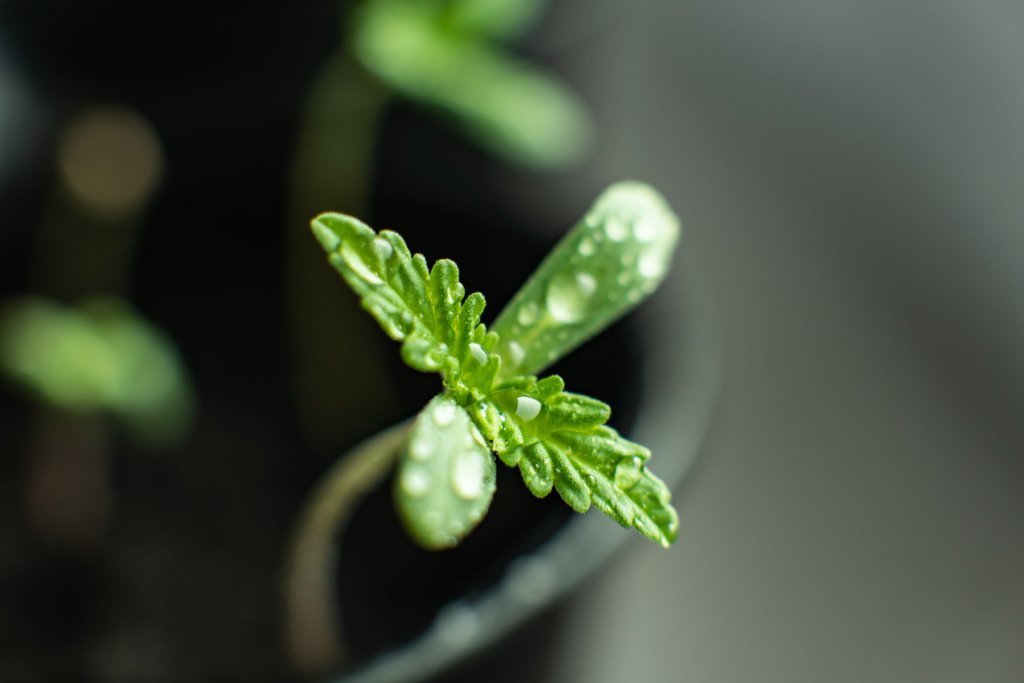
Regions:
[[494, 183, 679, 377], [401, 398, 492, 506]]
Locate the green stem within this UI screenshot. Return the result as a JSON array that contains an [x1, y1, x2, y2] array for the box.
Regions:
[[284, 419, 412, 675]]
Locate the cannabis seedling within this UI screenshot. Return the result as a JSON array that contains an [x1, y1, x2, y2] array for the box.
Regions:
[[311, 181, 681, 548]]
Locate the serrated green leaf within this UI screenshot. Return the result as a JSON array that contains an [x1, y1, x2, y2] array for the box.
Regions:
[[311, 213, 499, 396], [352, 0, 592, 168], [0, 297, 194, 445], [491, 181, 681, 379], [395, 394, 496, 549], [469, 376, 678, 547]]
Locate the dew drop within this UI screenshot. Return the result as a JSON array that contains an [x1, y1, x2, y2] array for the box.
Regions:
[[468, 342, 487, 365], [516, 396, 542, 421], [638, 248, 668, 279], [373, 236, 393, 261], [546, 271, 591, 323], [508, 341, 525, 368], [617, 272, 631, 286], [605, 216, 629, 242], [451, 452, 485, 500], [433, 400, 457, 426], [575, 271, 597, 296], [410, 436, 434, 461], [517, 302, 540, 326], [340, 243, 383, 286], [614, 456, 643, 489], [401, 467, 431, 496], [634, 218, 659, 242], [578, 238, 596, 256]]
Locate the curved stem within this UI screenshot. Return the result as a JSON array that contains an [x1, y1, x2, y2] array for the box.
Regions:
[[284, 420, 412, 675]]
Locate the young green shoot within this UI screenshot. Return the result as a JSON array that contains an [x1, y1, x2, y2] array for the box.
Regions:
[[311, 181, 681, 548], [351, 0, 592, 169]]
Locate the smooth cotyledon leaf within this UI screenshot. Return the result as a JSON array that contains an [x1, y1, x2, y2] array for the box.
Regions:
[[468, 374, 678, 547], [395, 394, 496, 549], [490, 181, 681, 380], [311, 212, 501, 400]]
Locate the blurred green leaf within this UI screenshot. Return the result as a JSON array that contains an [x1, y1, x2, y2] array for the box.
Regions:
[[442, 0, 547, 40], [352, 0, 592, 169], [0, 297, 194, 445]]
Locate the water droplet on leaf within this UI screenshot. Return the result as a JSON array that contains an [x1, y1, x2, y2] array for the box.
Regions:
[[410, 436, 434, 461], [340, 243, 383, 286], [451, 452, 486, 500], [517, 302, 540, 326], [638, 248, 668, 279], [546, 271, 592, 323], [401, 467, 431, 496], [508, 341, 525, 368], [634, 218, 659, 242], [575, 271, 597, 296], [373, 236, 393, 261], [468, 342, 487, 365], [614, 456, 643, 489], [516, 396, 542, 421], [433, 400, 457, 426], [605, 216, 629, 242]]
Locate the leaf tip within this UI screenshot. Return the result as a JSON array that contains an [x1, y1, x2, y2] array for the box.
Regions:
[[310, 212, 375, 253]]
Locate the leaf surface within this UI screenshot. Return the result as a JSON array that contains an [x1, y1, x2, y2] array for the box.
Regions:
[[395, 394, 496, 549], [312, 212, 500, 398], [491, 181, 681, 379], [469, 375, 679, 547]]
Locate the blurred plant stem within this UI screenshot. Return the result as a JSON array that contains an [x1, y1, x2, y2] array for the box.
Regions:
[[17, 106, 161, 551], [286, 49, 396, 453], [285, 420, 411, 674], [26, 410, 114, 550]]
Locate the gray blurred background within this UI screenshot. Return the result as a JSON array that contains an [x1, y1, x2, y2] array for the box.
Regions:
[[553, 1, 1024, 681]]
